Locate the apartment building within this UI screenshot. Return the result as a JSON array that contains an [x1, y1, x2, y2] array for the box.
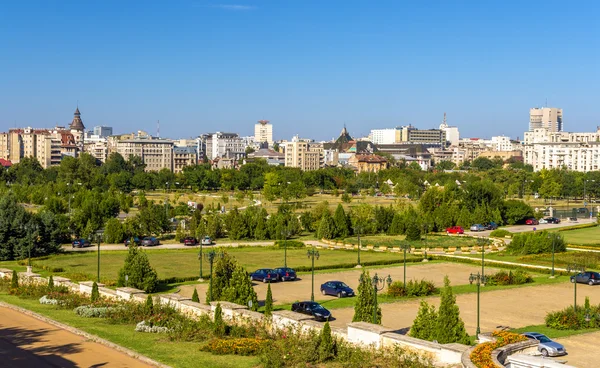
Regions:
[[254, 120, 273, 146], [348, 154, 388, 173], [369, 128, 399, 145], [529, 107, 563, 132], [283, 137, 323, 171], [115, 138, 174, 172], [491, 136, 522, 152], [93, 126, 113, 138], [201, 132, 246, 160], [173, 146, 197, 173], [523, 127, 600, 171]]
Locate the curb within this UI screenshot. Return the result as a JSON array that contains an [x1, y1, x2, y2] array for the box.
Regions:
[[0, 301, 172, 368]]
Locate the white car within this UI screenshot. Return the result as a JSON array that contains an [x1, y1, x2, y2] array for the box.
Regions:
[[201, 236, 213, 245], [538, 218, 548, 224]]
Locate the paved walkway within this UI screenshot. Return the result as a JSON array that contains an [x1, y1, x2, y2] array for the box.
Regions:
[[0, 305, 152, 368]]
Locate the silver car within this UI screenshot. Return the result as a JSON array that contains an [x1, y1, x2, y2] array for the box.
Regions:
[[522, 332, 567, 357], [470, 224, 486, 232]]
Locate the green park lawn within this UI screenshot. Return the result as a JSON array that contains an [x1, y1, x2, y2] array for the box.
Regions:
[[457, 250, 600, 271], [2, 246, 419, 286], [0, 293, 258, 368], [556, 225, 600, 246], [342, 234, 479, 249]]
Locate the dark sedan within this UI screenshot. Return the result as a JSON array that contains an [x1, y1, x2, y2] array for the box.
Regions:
[[570, 271, 600, 286], [291, 301, 332, 322], [544, 217, 561, 224], [72, 239, 91, 248], [124, 237, 141, 247], [249, 268, 278, 283], [320, 281, 354, 298], [273, 267, 296, 281], [141, 236, 160, 246]]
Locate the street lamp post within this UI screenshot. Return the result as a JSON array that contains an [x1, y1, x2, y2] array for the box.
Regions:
[[307, 248, 320, 301], [469, 272, 487, 336], [353, 224, 362, 267], [477, 238, 489, 283], [198, 241, 204, 280], [204, 250, 224, 303], [94, 229, 104, 282], [399, 242, 411, 286], [548, 234, 556, 278], [281, 229, 291, 268], [567, 263, 585, 312], [363, 273, 392, 324]]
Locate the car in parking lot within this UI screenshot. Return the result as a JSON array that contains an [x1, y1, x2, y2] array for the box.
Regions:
[[273, 267, 296, 281], [525, 218, 539, 225], [544, 217, 561, 224], [291, 301, 332, 321], [320, 281, 355, 298], [469, 224, 486, 232], [522, 332, 566, 357], [72, 239, 91, 248], [446, 226, 464, 234], [124, 237, 141, 246], [570, 271, 600, 286], [141, 236, 160, 246], [249, 268, 278, 283], [201, 236, 213, 245], [483, 222, 498, 230], [183, 236, 198, 246], [538, 218, 548, 224]]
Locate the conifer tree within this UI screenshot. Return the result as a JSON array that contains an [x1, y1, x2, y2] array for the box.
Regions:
[[435, 276, 470, 344], [48, 275, 54, 290], [117, 245, 158, 293], [91, 281, 100, 303], [409, 300, 437, 340], [333, 204, 349, 238], [213, 302, 225, 337], [405, 221, 421, 241], [145, 295, 154, 314], [11, 270, 18, 289], [317, 212, 336, 240], [388, 212, 404, 235], [352, 271, 381, 324], [264, 283, 273, 317], [222, 263, 259, 311], [318, 321, 335, 362], [206, 252, 236, 302], [192, 288, 200, 303]]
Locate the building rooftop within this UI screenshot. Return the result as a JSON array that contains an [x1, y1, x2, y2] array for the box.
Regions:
[[173, 146, 197, 154]]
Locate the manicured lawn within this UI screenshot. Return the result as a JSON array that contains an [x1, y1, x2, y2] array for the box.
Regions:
[[556, 225, 600, 246], [0, 293, 258, 368], [511, 324, 600, 339], [342, 235, 479, 249], [3, 246, 418, 286]]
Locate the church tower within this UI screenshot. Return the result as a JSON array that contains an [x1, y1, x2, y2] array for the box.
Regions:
[[69, 107, 85, 155]]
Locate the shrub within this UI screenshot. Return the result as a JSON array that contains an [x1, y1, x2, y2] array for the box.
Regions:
[[91, 282, 100, 302], [192, 288, 200, 303], [274, 240, 305, 248], [507, 231, 566, 255], [74, 305, 113, 318], [387, 279, 437, 298], [409, 300, 437, 340], [213, 303, 225, 337], [145, 295, 154, 314], [485, 270, 533, 286], [318, 322, 335, 362], [470, 331, 527, 368], [264, 283, 273, 317], [117, 245, 158, 293], [490, 229, 512, 238], [48, 275, 54, 289], [135, 320, 170, 333], [48, 291, 89, 309], [39, 295, 59, 305], [10, 270, 18, 290], [545, 298, 600, 330], [201, 338, 267, 356]]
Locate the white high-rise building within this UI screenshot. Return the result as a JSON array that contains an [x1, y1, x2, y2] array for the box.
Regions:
[[369, 128, 398, 144], [254, 120, 273, 146], [529, 107, 563, 132], [439, 113, 460, 146]]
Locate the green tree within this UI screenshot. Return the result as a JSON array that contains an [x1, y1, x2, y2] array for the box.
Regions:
[[11, 270, 18, 289], [333, 204, 350, 238], [317, 212, 336, 240], [352, 271, 381, 324], [264, 283, 273, 317], [117, 245, 159, 293], [435, 276, 470, 344], [48, 275, 54, 290], [318, 321, 335, 362], [91, 281, 100, 302], [207, 252, 236, 302], [405, 221, 421, 241], [145, 295, 154, 314], [409, 300, 437, 340], [213, 303, 225, 337], [104, 218, 125, 244], [192, 288, 200, 303], [223, 263, 258, 311]]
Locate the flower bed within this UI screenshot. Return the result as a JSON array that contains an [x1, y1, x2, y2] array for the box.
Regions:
[[470, 331, 527, 368], [39, 295, 59, 305], [200, 338, 267, 356], [74, 305, 114, 318], [485, 270, 532, 286], [135, 320, 170, 334]]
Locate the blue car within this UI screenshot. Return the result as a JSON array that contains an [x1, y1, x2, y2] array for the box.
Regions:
[[320, 281, 355, 298], [292, 301, 332, 321], [273, 267, 297, 281], [249, 269, 278, 283]]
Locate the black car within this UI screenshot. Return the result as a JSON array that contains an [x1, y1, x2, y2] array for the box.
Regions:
[[249, 269, 278, 283], [320, 281, 355, 298], [483, 222, 498, 230], [291, 301, 332, 321], [124, 237, 141, 246], [570, 271, 600, 286], [273, 267, 297, 281], [544, 217, 561, 224], [72, 238, 91, 248]]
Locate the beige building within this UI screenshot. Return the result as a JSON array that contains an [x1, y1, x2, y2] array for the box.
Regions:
[[116, 138, 174, 172], [283, 137, 323, 171], [254, 120, 273, 146], [173, 146, 197, 173], [348, 154, 388, 173], [530, 107, 563, 132]]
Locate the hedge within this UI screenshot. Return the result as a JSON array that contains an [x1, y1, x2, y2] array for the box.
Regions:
[[557, 223, 598, 232]]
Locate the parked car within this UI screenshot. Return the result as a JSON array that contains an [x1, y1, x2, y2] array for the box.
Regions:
[[525, 218, 539, 225], [124, 237, 141, 247], [201, 236, 213, 245], [72, 238, 91, 248], [522, 332, 567, 357], [446, 226, 464, 234], [273, 267, 297, 281], [570, 271, 600, 286], [291, 301, 332, 321], [568, 217, 578, 223], [483, 222, 498, 230], [141, 236, 160, 246], [544, 217, 561, 224], [249, 268, 278, 283], [538, 218, 548, 224], [183, 236, 198, 246], [320, 281, 355, 298], [469, 224, 486, 232]]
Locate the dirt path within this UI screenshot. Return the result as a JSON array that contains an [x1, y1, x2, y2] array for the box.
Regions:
[[179, 262, 501, 305], [0, 306, 152, 368], [554, 330, 600, 367]]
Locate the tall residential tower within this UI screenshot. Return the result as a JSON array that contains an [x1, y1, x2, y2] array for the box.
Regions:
[[529, 107, 563, 132]]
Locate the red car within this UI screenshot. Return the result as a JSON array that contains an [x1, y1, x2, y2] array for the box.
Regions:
[[525, 218, 539, 225], [446, 226, 464, 234], [183, 236, 198, 246]]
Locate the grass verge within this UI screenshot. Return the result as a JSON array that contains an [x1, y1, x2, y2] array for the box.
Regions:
[[510, 324, 600, 339]]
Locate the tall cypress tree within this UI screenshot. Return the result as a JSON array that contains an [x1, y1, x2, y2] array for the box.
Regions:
[[352, 270, 381, 324], [264, 283, 273, 317], [222, 263, 259, 311], [435, 276, 470, 344], [318, 321, 335, 362], [333, 204, 349, 238], [192, 288, 200, 303], [317, 212, 336, 240], [409, 300, 437, 340]]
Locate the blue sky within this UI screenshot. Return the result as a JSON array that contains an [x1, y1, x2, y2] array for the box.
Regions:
[[0, 0, 598, 141]]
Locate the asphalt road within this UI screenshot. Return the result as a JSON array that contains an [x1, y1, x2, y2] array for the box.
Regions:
[[463, 217, 595, 238]]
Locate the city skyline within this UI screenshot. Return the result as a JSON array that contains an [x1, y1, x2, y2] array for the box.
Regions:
[[1, 1, 599, 140]]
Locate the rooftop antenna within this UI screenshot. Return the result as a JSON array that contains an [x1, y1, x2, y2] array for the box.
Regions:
[[545, 98, 547, 107], [157, 120, 160, 138], [443, 112, 447, 125]]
